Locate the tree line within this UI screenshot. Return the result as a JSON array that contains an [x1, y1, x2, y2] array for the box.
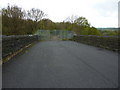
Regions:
[[2, 4, 119, 36]]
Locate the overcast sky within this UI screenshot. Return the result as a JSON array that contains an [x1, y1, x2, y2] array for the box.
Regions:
[[0, 0, 119, 28]]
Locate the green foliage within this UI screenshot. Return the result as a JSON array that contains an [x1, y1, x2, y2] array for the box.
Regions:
[[74, 16, 90, 27], [118, 30, 120, 35], [99, 30, 118, 36], [0, 13, 2, 35], [2, 5, 40, 35], [2, 5, 116, 36], [88, 27, 101, 35], [38, 19, 55, 30]]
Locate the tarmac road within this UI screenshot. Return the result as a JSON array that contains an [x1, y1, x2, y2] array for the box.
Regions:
[[3, 40, 118, 88]]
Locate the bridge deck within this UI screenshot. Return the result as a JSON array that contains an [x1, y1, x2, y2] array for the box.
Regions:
[[3, 41, 118, 88]]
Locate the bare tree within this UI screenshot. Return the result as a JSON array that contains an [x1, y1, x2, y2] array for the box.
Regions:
[[63, 15, 78, 30], [64, 15, 78, 24], [27, 8, 46, 22], [2, 4, 24, 19]]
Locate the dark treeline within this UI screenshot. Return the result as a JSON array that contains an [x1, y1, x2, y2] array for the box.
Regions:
[[2, 4, 119, 36]]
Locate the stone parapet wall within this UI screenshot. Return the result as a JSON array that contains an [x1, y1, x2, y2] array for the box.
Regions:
[[2, 35, 39, 58], [72, 35, 119, 52]]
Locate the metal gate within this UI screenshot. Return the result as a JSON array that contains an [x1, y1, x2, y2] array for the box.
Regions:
[[35, 30, 74, 40]]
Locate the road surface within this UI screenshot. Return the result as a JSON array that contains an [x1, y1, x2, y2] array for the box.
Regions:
[[3, 40, 118, 88]]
